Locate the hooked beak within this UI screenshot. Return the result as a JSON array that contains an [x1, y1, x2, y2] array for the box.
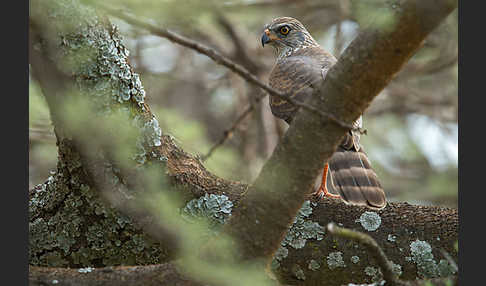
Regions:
[[261, 28, 275, 47]]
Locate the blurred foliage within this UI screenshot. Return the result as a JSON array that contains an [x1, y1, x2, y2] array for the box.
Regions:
[[30, 0, 458, 208], [29, 81, 57, 189], [154, 107, 242, 181]]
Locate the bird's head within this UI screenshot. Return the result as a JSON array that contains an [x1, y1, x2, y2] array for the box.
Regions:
[[261, 17, 318, 58]]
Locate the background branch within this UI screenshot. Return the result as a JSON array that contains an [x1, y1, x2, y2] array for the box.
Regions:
[[97, 3, 363, 133], [202, 103, 256, 162]]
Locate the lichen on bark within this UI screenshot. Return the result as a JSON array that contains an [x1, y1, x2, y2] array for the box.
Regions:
[[29, 0, 169, 267], [29, 168, 166, 267]]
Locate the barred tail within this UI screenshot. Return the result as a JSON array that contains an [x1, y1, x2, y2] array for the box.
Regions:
[[328, 147, 386, 210]]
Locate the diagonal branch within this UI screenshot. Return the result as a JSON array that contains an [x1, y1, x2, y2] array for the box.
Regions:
[[94, 3, 362, 133]]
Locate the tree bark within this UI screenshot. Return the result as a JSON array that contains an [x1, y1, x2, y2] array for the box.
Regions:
[[29, 264, 456, 286], [29, 0, 458, 285], [29, 265, 203, 286]]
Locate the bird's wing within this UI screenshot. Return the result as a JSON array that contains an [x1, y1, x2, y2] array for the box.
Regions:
[[268, 47, 336, 124]]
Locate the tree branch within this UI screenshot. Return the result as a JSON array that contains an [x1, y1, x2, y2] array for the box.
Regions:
[[29, 264, 203, 286]]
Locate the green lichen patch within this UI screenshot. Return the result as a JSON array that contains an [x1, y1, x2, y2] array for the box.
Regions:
[[350, 255, 360, 264], [308, 259, 320, 271], [292, 264, 306, 280], [271, 201, 325, 268], [326, 251, 346, 270], [409, 239, 457, 278], [181, 193, 233, 229], [281, 200, 325, 249], [274, 245, 289, 261], [29, 170, 166, 267], [356, 211, 381, 231], [271, 245, 288, 270], [133, 115, 164, 164], [390, 260, 402, 277], [30, 0, 171, 268], [45, 0, 161, 167], [364, 266, 382, 282]]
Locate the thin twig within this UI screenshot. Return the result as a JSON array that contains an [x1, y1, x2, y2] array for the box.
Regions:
[[215, 12, 263, 74], [201, 104, 256, 162], [326, 223, 409, 286], [97, 4, 362, 133]]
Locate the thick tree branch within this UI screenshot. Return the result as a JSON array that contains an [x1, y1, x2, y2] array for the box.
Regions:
[[29, 264, 203, 286], [29, 263, 456, 286], [326, 223, 407, 286]]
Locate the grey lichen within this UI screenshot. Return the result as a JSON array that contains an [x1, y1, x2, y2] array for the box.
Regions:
[[274, 245, 289, 261], [356, 211, 381, 231], [410, 239, 436, 278], [46, 0, 161, 167], [292, 264, 306, 280], [30, 0, 171, 268], [181, 193, 233, 228], [143, 116, 162, 147], [364, 266, 382, 282], [281, 200, 325, 249], [387, 234, 396, 242], [437, 259, 457, 277], [271, 201, 325, 268], [29, 171, 166, 267], [327, 251, 346, 270], [271, 246, 288, 270], [78, 267, 95, 273], [409, 239, 457, 278], [308, 259, 321, 271], [133, 115, 164, 164], [350, 255, 360, 264], [390, 260, 402, 277]]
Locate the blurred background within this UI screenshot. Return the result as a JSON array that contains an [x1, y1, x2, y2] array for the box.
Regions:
[[29, 0, 458, 208]]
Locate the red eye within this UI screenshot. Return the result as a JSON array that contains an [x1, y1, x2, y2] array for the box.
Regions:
[[280, 26, 290, 35]]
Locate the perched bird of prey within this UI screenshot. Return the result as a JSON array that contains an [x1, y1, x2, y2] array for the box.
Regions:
[[261, 17, 386, 209]]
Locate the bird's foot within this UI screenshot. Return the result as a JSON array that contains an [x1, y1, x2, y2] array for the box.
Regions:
[[310, 163, 341, 201], [312, 185, 341, 201]]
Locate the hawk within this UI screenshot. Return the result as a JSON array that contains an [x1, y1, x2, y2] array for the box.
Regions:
[[261, 17, 386, 209]]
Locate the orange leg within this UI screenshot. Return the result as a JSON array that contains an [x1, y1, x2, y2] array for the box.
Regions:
[[314, 163, 340, 200]]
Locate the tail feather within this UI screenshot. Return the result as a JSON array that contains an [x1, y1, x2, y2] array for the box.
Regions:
[[328, 147, 386, 210]]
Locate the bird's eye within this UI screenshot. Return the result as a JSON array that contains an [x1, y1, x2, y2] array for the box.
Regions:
[[280, 26, 290, 35]]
